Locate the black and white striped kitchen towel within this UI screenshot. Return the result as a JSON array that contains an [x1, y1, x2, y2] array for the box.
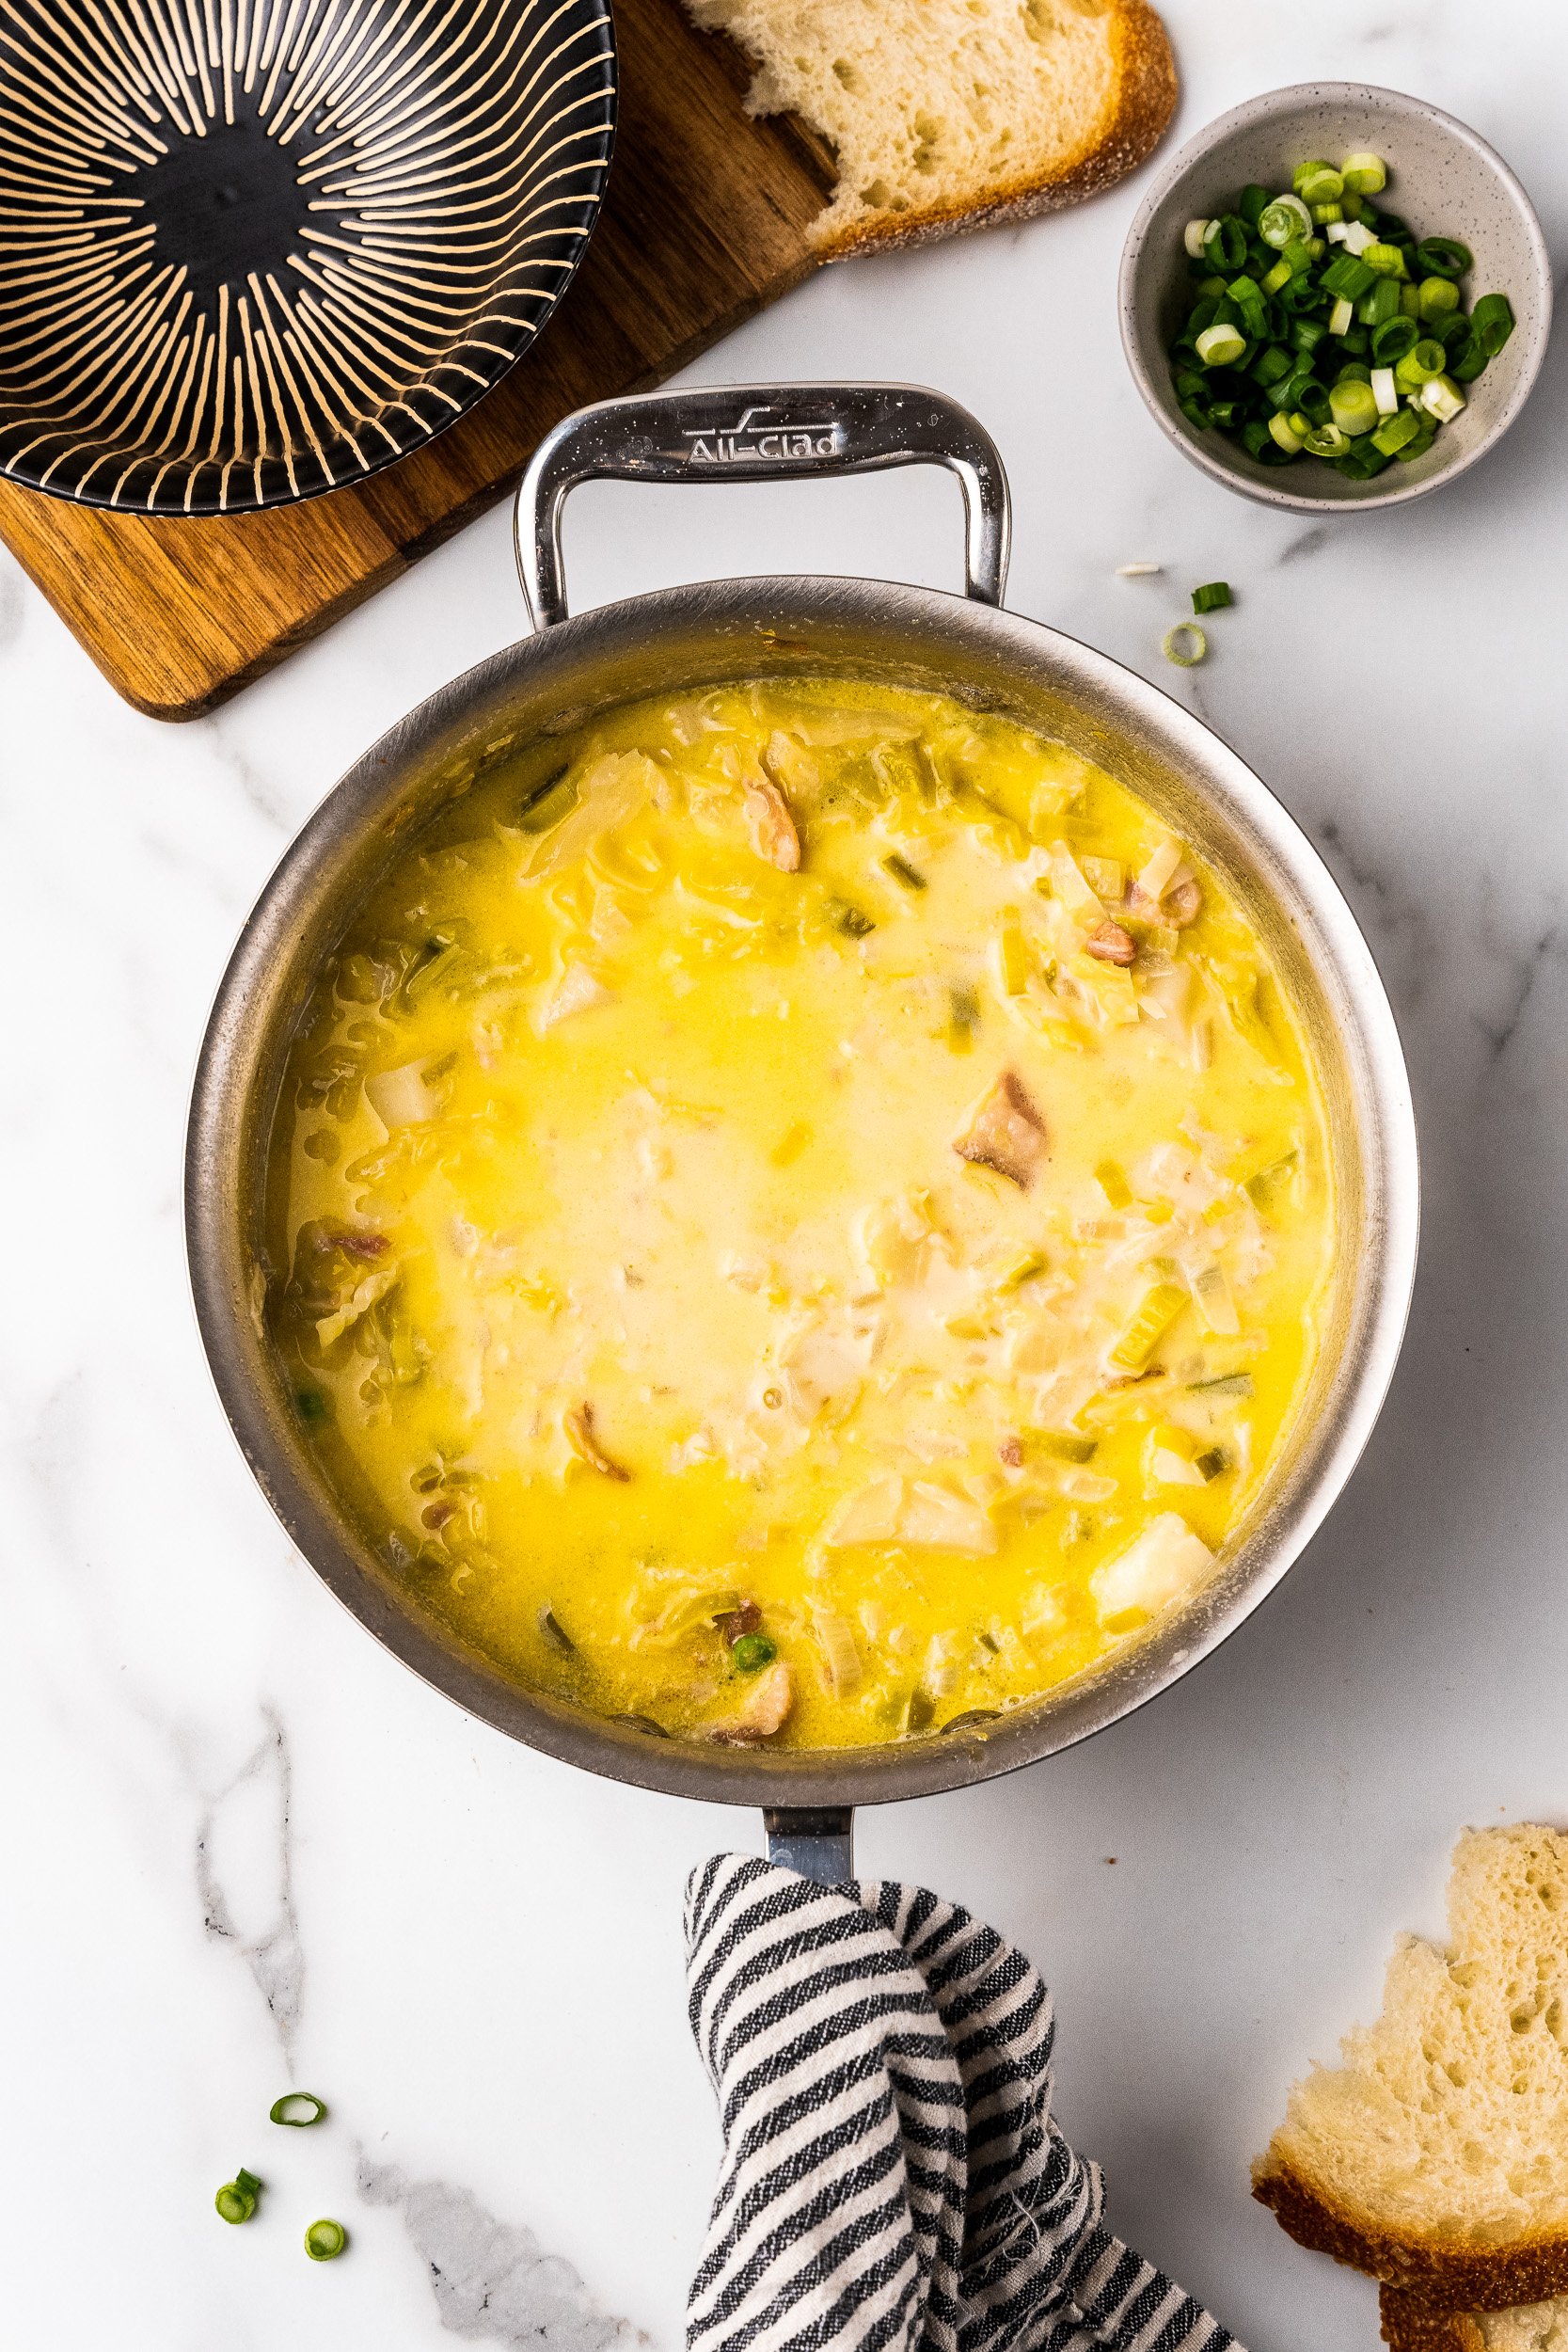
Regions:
[[685, 1855, 1239, 2352]]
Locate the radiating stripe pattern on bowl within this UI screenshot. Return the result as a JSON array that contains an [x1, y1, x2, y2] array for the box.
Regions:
[[0, 0, 616, 515]]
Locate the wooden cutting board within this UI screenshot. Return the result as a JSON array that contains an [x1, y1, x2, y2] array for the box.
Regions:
[[0, 0, 834, 722]]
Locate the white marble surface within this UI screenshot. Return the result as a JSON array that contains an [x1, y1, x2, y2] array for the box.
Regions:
[[4, 6, 1567, 2345]]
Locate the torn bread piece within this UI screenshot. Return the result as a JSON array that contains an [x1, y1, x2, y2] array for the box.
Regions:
[[1255, 1824, 1568, 2312], [682, 0, 1177, 258], [1381, 2288, 1568, 2352]]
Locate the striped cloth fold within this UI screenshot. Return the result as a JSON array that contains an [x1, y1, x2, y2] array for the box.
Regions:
[[685, 1856, 1239, 2352]]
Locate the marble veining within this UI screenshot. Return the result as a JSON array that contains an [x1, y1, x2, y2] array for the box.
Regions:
[[196, 1709, 305, 2060], [3, 3, 1567, 2346], [360, 2165, 650, 2350]]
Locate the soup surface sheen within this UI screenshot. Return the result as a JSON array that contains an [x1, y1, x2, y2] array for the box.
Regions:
[[270, 680, 1334, 1749]]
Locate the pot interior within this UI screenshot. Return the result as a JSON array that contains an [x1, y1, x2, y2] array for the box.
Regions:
[[187, 578, 1417, 1809]]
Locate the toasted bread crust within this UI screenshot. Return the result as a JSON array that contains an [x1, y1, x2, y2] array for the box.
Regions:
[[805, 0, 1178, 258], [1380, 2288, 1485, 2352], [1254, 2156, 1568, 2313]]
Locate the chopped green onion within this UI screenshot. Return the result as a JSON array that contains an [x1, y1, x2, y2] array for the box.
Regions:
[[216, 2171, 262, 2225], [1370, 406, 1423, 457], [1292, 159, 1343, 205], [1359, 277, 1401, 328], [1341, 151, 1387, 195], [1163, 623, 1207, 668], [304, 2218, 347, 2262], [1191, 581, 1232, 614], [1393, 338, 1446, 391], [271, 2092, 327, 2128], [1370, 314, 1419, 365], [1259, 194, 1312, 248], [1472, 293, 1515, 356], [1226, 273, 1269, 339], [1194, 323, 1246, 369], [1416, 235, 1472, 279], [882, 852, 927, 891], [1418, 275, 1460, 320], [1215, 216, 1254, 269], [1189, 1371, 1254, 1396], [1419, 372, 1465, 421], [1448, 331, 1491, 384], [1302, 421, 1350, 458], [1328, 378, 1379, 437], [1165, 168, 1513, 489], [732, 1631, 777, 1673], [1321, 253, 1376, 301]]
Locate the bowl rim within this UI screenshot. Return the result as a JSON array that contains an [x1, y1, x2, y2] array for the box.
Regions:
[[1118, 79, 1554, 516], [185, 570, 1421, 1810], [0, 0, 618, 518]]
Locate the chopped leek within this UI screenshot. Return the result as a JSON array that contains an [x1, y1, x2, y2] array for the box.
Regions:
[[1110, 1281, 1188, 1373]]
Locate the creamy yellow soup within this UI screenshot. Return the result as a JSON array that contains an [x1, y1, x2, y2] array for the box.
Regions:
[[268, 679, 1334, 1749]]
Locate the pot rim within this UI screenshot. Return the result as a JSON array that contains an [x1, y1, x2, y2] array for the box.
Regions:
[[186, 572, 1419, 1808]]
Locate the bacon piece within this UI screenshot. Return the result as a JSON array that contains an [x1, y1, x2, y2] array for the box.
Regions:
[[564, 1403, 631, 1482], [743, 765, 801, 872], [997, 1437, 1024, 1469], [1165, 879, 1202, 929], [1084, 919, 1137, 966], [715, 1600, 762, 1647], [710, 1661, 793, 1743], [953, 1071, 1047, 1189], [320, 1229, 388, 1261]]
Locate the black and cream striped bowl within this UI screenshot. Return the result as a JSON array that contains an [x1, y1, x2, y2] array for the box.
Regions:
[[0, 0, 615, 515]]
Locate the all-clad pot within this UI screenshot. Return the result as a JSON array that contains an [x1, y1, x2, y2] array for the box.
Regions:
[[186, 385, 1419, 1884]]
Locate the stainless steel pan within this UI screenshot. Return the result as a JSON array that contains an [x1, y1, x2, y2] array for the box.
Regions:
[[186, 384, 1419, 1885]]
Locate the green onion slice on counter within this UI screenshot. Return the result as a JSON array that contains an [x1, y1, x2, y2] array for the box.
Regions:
[[215, 2169, 262, 2224], [271, 2092, 328, 2127], [1191, 581, 1232, 614], [1163, 623, 1207, 668], [304, 2218, 348, 2262]]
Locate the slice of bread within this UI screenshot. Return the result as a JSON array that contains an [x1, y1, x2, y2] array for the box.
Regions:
[[680, 0, 1177, 257], [1382, 2286, 1568, 2351], [1254, 1825, 1568, 2311]]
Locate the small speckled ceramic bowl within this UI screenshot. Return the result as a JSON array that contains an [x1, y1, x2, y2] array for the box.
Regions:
[[1119, 83, 1552, 512]]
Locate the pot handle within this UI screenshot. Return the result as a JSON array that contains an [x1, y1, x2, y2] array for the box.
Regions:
[[764, 1806, 854, 1885], [515, 382, 1010, 629]]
